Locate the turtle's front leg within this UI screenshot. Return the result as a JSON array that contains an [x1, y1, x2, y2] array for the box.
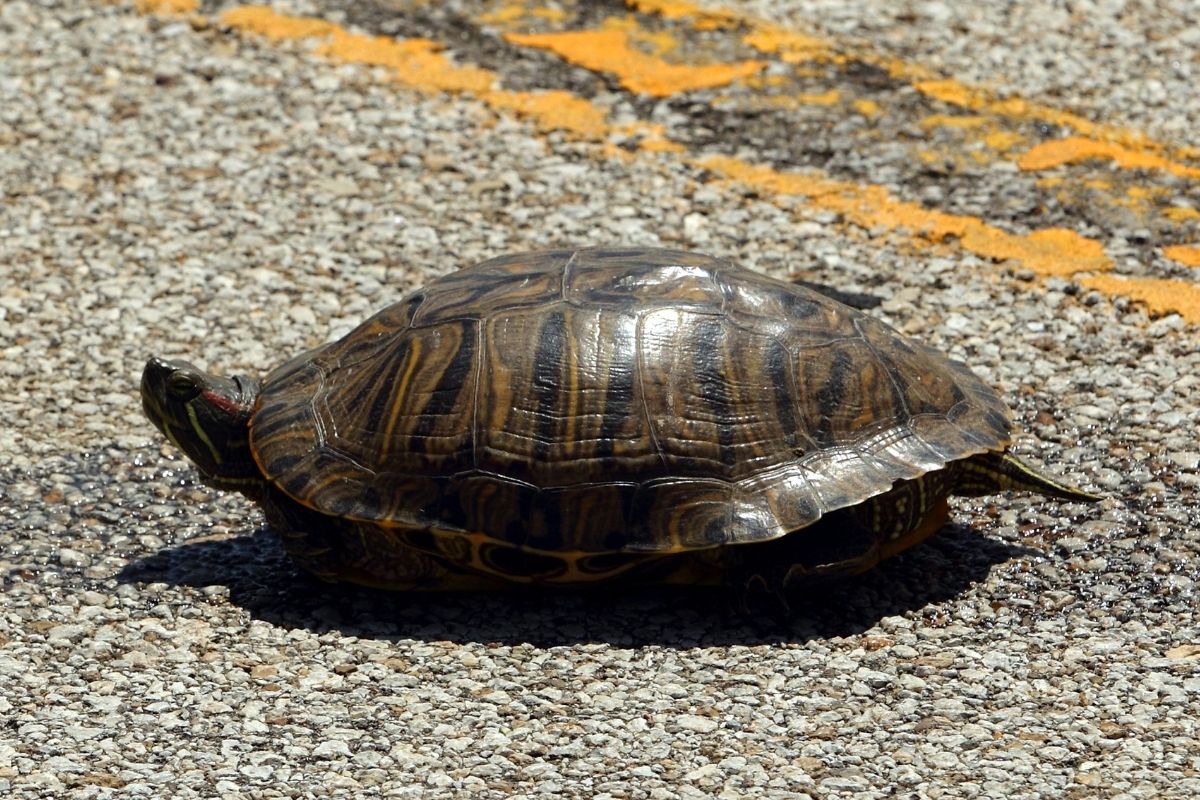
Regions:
[[261, 490, 453, 590]]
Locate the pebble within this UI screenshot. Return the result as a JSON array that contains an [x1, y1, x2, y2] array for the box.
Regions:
[[677, 714, 720, 734], [1168, 451, 1200, 470]]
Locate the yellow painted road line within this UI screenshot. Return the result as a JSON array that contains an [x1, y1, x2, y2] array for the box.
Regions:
[[631, 0, 1200, 172], [485, 1, 1200, 321], [1081, 275, 1200, 322], [906, 78, 1200, 168], [1166, 208, 1200, 224], [215, 8, 1110, 276], [1018, 137, 1200, 180], [1164, 246, 1200, 269], [484, 1, 1196, 249], [138, 3, 1200, 323], [504, 28, 766, 97], [696, 155, 1111, 279], [222, 6, 609, 139], [136, 0, 197, 12]]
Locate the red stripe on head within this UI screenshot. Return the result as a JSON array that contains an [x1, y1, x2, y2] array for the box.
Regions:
[[202, 388, 243, 416]]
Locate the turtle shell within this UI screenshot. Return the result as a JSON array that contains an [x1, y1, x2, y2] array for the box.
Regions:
[[248, 247, 1012, 556]]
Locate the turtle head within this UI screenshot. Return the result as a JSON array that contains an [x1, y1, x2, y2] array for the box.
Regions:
[[141, 357, 263, 491]]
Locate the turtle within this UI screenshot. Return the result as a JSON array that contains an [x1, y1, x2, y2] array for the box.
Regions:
[[141, 246, 1097, 608]]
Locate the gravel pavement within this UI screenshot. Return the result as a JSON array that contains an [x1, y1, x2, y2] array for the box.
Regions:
[[2, 1, 1198, 797]]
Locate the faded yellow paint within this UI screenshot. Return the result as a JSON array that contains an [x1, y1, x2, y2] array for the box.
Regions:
[[220, 6, 336, 39], [627, 0, 1200, 181], [478, 2, 567, 25], [853, 99, 879, 117], [136, 0, 197, 12], [505, 1, 1200, 196], [600, 141, 637, 163], [742, 28, 833, 64], [477, 3, 526, 25], [220, 7, 624, 138], [921, 114, 990, 130], [798, 89, 840, 106], [744, 73, 791, 90], [699, 6, 1200, 173], [1165, 207, 1200, 223], [223, 8, 493, 92], [920, 115, 1025, 159], [601, 16, 679, 57], [1164, 245, 1200, 268], [789, 35, 1200, 184], [536, 1, 567, 23], [487, 91, 609, 139], [155, 3, 1200, 325], [906, 78, 1200, 162], [921, 115, 1027, 165], [1113, 185, 1165, 211], [321, 33, 496, 93], [699, 154, 1111, 278], [628, 0, 740, 29], [1080, 274, 1200, 322], [614, 122, 687, 153], [1018, 137, 1200, 179], [983, 130, 1024, 152], [748, 90, 840, 109], [912, 79, 980, 110], [505, 28, 766, 97]]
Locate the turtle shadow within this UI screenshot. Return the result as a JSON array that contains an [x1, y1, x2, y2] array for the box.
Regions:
[[117, 522, 1037, 647]]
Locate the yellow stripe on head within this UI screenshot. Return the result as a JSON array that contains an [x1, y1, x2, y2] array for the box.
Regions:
[[186, 403, 224, 465]]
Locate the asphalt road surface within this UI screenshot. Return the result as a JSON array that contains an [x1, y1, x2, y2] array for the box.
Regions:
[[3, 1, 1199, 797]]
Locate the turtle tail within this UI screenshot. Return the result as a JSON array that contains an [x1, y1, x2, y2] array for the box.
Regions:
[[956, 451, 1101, 502]]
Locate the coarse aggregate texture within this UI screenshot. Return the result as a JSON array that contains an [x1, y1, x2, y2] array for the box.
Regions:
[[2, 1, 1199, 798], [722, 0, 1200, 139]]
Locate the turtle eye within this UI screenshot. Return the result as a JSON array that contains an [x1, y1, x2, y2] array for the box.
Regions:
[[167, 371, 201, 401]]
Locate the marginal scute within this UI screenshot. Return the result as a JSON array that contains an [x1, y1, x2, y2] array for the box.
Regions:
[[249, 247, 1015, 558]]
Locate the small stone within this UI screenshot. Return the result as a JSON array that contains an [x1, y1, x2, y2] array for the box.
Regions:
[[1165, 644, 1200, 660], [685, 764, 720, 781], [64, 726, 104, 741], [1168, 451, 1200, 470], [58, 547, 89, 567], [46, 624, 87, 642], [683, 212, 709, 242], [677, 714, 719, 733], [316, 176, 359, 197], [312, 741, 352, 758], [57, 172, 87, 191], [820, 777, 866, 792], [1055, 536, 1089, 553], [288, 305, 317, 326], [44, 756, 85, 774]]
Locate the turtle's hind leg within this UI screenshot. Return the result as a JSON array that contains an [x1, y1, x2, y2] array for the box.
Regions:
[[724, 510, 880, 618]]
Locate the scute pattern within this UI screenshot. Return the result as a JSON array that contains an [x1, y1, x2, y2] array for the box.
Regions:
[[250, 247, 1012, 555]]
